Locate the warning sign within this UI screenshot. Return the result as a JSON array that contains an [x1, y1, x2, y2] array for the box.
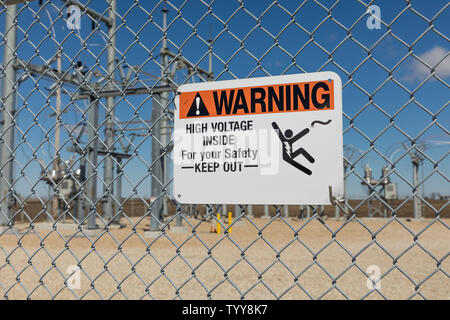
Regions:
[[173, 72, 344, 205], [180, 80, 334, 119]]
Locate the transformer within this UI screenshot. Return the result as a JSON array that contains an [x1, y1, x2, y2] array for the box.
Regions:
[[384, 183, 398, 200], [40, 159, 81, 201], [59, 178, 75, 199]]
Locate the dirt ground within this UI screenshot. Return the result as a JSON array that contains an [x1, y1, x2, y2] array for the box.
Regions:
[[0, 216, 448, 300]]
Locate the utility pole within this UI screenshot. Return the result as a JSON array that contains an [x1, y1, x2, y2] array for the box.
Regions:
[[0, 3, 18, 227]]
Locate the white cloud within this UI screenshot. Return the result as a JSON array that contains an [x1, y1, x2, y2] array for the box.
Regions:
[[404, 46, 450, 81]]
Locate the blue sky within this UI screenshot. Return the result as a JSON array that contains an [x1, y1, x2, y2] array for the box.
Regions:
[[0, 0, 448, 200]]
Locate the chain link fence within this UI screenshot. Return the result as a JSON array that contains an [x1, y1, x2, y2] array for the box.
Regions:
[[0, 0, 448, 299]]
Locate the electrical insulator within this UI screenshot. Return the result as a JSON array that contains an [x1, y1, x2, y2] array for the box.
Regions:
[[364, 165, 373, 184], [381, 166, 390, 185]]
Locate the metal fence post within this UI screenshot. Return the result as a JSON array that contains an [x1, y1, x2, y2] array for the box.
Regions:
[[0, 3, 17, 227], [75, 157, 86, 224]]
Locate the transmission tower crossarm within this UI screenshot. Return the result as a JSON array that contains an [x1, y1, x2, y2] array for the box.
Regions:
[[72, 84, 175, 100], [161, 48, 213, 79], [15, 59, 82, 87]]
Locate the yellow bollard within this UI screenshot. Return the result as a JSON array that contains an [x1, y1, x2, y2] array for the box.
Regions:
[[217, 213, 221, 234], [228, 212, 232, 234]]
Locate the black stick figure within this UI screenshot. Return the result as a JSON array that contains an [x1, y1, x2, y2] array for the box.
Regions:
[[272, 122, 315, 175]]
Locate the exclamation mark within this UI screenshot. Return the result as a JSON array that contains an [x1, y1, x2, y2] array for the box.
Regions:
[[195, 96, 200, 115]]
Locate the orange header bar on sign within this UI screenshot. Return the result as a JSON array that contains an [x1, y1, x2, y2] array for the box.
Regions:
[[179, 80, 334, 119]]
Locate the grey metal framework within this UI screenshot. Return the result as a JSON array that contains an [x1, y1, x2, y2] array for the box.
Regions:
[[0, 0, 448, 300]]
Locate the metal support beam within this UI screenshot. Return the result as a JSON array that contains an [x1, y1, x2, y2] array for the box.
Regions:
[[67, 145, 131, 159], [0, 4, 17, 226], [175, 204, 182, 227], [102, 0, 117, 223], [263, 205, 269, 218], [14, 61, 175, 100], [247, 204, 253, 218], [334, 200, 340, 218], [1, 0, 32, 5], [86, 96, 99, 230], [115, 158, 123, 219], [75, 157, 86, 223], [15, 59, 81, 86], [413, 162, 422, 219], [175, 203, 183, 227], [344, 168, 349, 216], [283, 205, 288, 218], [162, 48, 213, 80], [150, 93, 164, 231], [298, 205, 304, 219], [161, 7, 170, 221], [235, 205, 240, 219], [72, 85, 174, 100]]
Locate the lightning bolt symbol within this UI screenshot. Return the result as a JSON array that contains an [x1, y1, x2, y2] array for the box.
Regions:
[[283, 141, 291, 155]]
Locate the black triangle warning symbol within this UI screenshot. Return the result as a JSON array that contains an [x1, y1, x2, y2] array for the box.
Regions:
[[187, 93, 209, 117]]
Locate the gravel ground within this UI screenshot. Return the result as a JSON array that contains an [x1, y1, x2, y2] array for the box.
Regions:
[[0, 217, 448, 300]]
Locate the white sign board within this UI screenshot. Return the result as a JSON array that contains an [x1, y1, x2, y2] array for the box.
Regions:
[[173, 72, 344, 205]]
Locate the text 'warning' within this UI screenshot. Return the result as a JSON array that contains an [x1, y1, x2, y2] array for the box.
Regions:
[[180, 80, 335, 119]]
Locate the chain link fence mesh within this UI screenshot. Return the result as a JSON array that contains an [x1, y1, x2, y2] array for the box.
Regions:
[[0, 0, 448, 299]]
